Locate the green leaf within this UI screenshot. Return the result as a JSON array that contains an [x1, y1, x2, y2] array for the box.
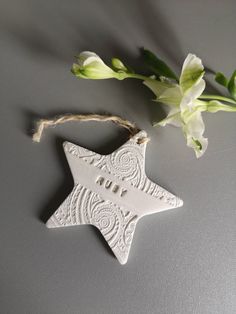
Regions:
[[142, 48, 178, 81], [215, 72, 228, 87], [228, 70, 236, 99]]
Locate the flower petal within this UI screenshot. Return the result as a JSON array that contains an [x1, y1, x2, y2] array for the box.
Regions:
[[186, 136, 208, 158], [183, 111, 208, 157], [158, 85, 182, 106], [82, 61, 117, 79], [143, 79, 174, 98], [180, 54, 204, 94], [184, 111, 205, 138], [77, 51, 105, 66], [180, 79, 206, 111], [157, 107, 182, 127]]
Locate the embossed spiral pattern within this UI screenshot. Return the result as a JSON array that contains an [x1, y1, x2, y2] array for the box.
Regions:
[[50, 183, 138, 263], [89, 201, 123, 246], [107, 146, 144, 186]]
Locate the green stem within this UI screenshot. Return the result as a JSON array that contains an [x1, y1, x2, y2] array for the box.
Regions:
[[219, 105, 236, 112], [125, 73, 155, 81], [199, 94, 236, 105], [209, 104, 236, 112]]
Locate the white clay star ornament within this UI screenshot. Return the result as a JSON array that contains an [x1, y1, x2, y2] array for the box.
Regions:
[[46, 131, 183, 264]]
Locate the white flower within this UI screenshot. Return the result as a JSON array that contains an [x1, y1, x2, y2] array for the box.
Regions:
[[144, 54, 208, 158], [72, 51, 126, 80]]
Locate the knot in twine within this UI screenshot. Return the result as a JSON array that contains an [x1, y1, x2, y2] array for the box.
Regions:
[[32, 114, 150, 145]]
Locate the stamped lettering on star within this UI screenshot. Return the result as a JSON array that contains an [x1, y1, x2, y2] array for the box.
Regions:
[[46, 131, 183, 264]]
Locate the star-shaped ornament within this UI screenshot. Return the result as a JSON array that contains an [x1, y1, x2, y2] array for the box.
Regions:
[[46, 131, 183, 264]]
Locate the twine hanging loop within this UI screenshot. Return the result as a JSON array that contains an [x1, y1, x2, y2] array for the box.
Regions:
[[32, 114, 149, 144]]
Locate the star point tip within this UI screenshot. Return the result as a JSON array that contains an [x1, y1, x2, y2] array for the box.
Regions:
[[63, 141, 70, 149], [177, 197, 184, 207], [46, 217, 58, 228], [118, 259, 128, 265], [116, 254, 128, 265]]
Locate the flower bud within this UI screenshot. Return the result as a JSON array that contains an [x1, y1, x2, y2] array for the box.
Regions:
[[72, 51, 126, 80], [111, 58, 128, 72]]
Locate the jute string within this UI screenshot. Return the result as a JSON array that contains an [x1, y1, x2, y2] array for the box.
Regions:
[[32, 114, 149, 144]]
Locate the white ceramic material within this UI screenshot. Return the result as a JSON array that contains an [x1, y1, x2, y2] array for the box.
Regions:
[[46, 131, 183, 264]]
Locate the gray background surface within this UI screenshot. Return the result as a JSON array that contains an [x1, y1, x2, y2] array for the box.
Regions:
[[0, 0, 235, 313]]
